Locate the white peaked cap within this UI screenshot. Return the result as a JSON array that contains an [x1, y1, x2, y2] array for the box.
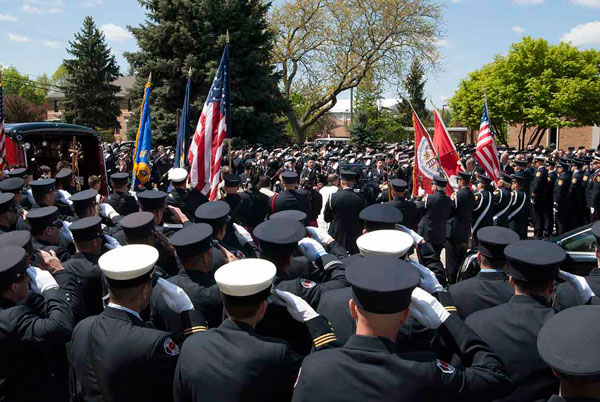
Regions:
[[357, 230, 413, 258], [168, 168, 188, 182], [215, 258, 276, 297], [99, 244, 159, 281]]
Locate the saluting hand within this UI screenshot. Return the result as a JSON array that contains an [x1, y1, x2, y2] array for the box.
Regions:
[[409, 287, 450, 329], [156, 278, 194, 313], [26, 266, 59, 294], [274, 289, 319, 323]]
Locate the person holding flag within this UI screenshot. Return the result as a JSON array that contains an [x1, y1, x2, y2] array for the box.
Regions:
[[131, 74, 153, 193], [174, 67, 192, 169]]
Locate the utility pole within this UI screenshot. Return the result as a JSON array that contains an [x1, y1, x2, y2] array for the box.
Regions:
[[350, 87, 353, 124]]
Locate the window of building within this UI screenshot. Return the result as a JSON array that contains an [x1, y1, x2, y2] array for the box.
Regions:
[[54, 100, 59, 113]]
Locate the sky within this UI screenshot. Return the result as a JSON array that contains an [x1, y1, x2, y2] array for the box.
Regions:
[[0, 0, 599, 107]]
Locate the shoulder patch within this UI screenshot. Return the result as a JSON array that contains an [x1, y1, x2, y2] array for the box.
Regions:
[[558, 179, 563, 186], [597, 176, 600, 183], [300, 279, 316, 289], [584, 175, 589, 181], [163, 337, 180, 356], [572, 178, 578, 184], [547, 177, 552, 182], [436, 359, 456, 374], [493, 189, 499, 195], [536, 171, 542, 178], [474, 194, 480, 201]]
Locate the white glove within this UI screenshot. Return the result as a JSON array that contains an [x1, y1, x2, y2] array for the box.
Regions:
[[233, 223, 253, 246], [99, 203, 119, 220], [57, 189, 73, 206], [409, 287, 450, 329], [298, 237, 327, 262], [26, 267, 59, 294], [60, 221, 74, 244], [305, 226, 334, 245], [156, 278, 194, 313], [103, 234, 121, 250], [275, 289, 319, 322], [418, 187, 425, 197], [410, 261, 443, 294], [396, 224, 424, 245], [559, 270, 596, 304]]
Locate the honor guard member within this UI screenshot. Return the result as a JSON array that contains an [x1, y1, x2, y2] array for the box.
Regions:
[[569, 159, 586, 229], [7, 168, 31, 209], [417, 175, 453, 258], [544, 161, 558, 237], [317, 230, 415, 344], [222, 174, 244, 224], [537, 306, 600, 402], [554, 221, 600, 311], [514, 159, 532, 193], [324, 170, 367, 255], [61, 216, 105, 322], [0, 177, 26, 208], [508, 172, 529, 239], [0, 246, 75, 402], [465, 240, 567, 402], [68, 245, 207, 402], [194, 200, 252, 266], [16, 178, 56, 230], [117, 211, 173, 278], [554, 159, 572, 235], [472, 174, 495, 248], [386, 179, 418, 231], [70, 189, 122, 250], [105, 172, 138, 216], [54, 168, 74, 217], [531, 157, 548, 239], [151, 223, 223, 332], [590, 156, 600, 221], [173, 259, 337, 402], [269, 171, 310, 216], [448, 226, 519, 319], [253, 218, 347, 354], [166, 167, 208, 220], [70, 188, 98, 220], [27, 206, 71, 262], [445, 172, 475, 284], [292, 256, 511, 402], [0, 193, 19, 233], [493, 173, 513, 228]]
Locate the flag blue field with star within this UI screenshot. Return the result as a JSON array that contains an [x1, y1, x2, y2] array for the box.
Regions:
[[131, 81, 152, 191]]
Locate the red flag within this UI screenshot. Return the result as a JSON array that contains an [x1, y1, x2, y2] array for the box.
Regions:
[[433, 108, 462, 180], [412, 110, 443, 197]]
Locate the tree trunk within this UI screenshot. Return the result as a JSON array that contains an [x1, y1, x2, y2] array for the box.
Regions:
[[286, 109, 305, 143], [535, 128, 547, 147]]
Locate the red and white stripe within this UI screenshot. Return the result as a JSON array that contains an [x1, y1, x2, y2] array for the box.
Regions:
[[188, 101, 227, 201], [475, 120, 500, 182]]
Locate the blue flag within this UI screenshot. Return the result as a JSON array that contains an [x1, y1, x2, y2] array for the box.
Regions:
[[131, 81, 152, 191], [175, 73, 191, 168]]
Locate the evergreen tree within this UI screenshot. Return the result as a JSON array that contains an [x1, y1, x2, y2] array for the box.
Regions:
[[63, 16, 121, 130], [350, 112, 378, 147], [125, 0, 286, 145], [397, 58, 429, 126]]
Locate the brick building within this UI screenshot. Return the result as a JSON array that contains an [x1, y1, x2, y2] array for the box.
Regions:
[[45, 76, 135, 140], [506, 125, 600, 150]]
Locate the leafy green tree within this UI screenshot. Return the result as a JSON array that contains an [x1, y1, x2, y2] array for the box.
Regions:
[[451, 37, 600, 147], [1, 66, 47, 105], [51, 64, 69, 88], [63, 16, 121, 130], [125, 0, 286, 145]]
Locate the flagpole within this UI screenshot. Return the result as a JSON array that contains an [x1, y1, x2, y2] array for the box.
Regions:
[[225, 30, 232, 172]]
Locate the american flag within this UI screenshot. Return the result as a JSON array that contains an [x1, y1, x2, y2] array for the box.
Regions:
[[0, 71, 5, 170], [475, 100, 500, 182], [188, 43, 230, 200]]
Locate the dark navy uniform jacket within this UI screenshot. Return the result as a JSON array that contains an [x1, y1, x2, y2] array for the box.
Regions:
[[68, 306, 206, 402], [292, 314, 511, 402], [174, 316, 336, 402], [0, 275, 74, 402], [324, 188, 366, 255], [418, 190, 453, 246], [447, 270, 513, 319], [465, 295, 558, 402]]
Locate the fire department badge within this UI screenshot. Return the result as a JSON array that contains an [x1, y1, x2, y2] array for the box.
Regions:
[[163, 337, 180, 356], [436, 359, 455, 374], [300, 279, 316, 289]]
